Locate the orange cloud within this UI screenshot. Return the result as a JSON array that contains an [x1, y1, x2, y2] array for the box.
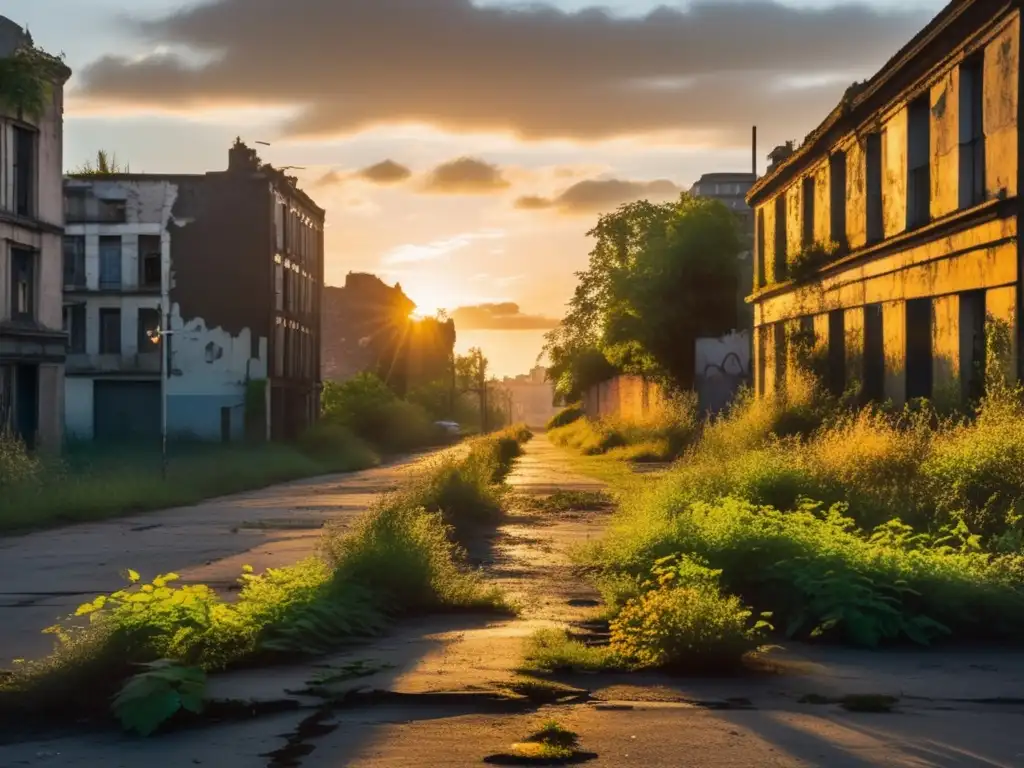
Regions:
[[515, 178, 680, 215]]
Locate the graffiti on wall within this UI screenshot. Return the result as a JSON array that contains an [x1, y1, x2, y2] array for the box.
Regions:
[[695, 330, 751, 414]]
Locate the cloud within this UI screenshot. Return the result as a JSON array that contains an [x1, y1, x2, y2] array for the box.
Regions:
[[450, 302, 559, 331], [421, 157, 510, 194], [381, 229, 505, 265], [516, 178, 680, 215], [358, 159, 412, 184], [74, 0, 930, 146]]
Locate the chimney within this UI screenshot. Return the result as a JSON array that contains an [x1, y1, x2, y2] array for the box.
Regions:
[[752, 126, 757, 177], [227, 137, 260, 173], [767, 141, 795, 173]]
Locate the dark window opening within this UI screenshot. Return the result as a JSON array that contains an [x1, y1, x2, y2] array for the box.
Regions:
[[10, 247, 35, 320], [757, 326, 769, 397], [99, 236, 123, 289], [959, 57, 985, 209], [829, 151, 847, 247], [64, 190, 127, 223], [64, 303, 86, 354], [906, 298, 933, 400], [99, 308, 122, 355], [801, 177, 815, 247], [827, 310, 846, 396], [13, 126, 35, 217], [63, 235, 86, 288], [863, 304, 885, 402], [866, 132, 884, 243], [907, 96, 931, 230], [773, 322, 788, 393], [773, 195, 787, 280], [139, 235, 162, 289], [959, 290, 986, 403], [137, 307, 160, 352]]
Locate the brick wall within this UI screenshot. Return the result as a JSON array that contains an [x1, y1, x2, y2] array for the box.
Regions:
[[582, 375, 668, 422]]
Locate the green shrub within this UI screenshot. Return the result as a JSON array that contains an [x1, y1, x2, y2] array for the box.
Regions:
[[547, 404, 584, 430], [520, 629, 614, 673], [0, 431, 40, 488], [295, 423, 379, 470], [321, 372, 441, 452]]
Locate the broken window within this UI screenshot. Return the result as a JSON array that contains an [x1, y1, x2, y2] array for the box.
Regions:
[[13, 126, 35, 217], [907, 96, 931, 230], [138, 235, 162, 289], [773, 195, 787, 280], [63, 235, 86, 288], [959, 56, 985, 209], [959, 290, 986, 402], [99, 236, 123, 289], [63, 303, 86, 354], [137, 307, 160, 352], [99, 308, 122, 355], [10, 247, 35, 320], [905, 298, 933, 400], [863, 304, 884, 402], [866, 132, 884, 243], [829, 151, 847, 247], [801, 177, 815, 247], [827, 310, 846, 396]]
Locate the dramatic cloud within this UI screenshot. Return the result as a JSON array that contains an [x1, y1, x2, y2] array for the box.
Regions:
[[421, 157, 510, 194], [75, 0, 931, 146], [450, 303, 559, 331], [516, 178, 680, 215], [358, 159, 412, 184], [381, 229, 505, 265]]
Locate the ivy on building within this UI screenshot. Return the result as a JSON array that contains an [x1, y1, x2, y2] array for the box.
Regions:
[[0, 40, 68, 119], [787, 240, 842, 285]]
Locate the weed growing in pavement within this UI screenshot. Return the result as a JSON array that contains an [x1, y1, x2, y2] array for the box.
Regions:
[[0, 428, 531, 733], [520, 629, 616, 674]]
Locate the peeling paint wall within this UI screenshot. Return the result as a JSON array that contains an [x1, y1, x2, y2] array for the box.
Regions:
[[750, 9, 1021, 407]]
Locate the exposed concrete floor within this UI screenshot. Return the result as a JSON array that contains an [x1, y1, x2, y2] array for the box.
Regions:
[[0, 447, 461, 663], [3, 436, 1024, 767]]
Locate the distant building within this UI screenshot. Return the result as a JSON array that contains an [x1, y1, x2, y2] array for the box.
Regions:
[[0, 19, 72, 450], [748, 0, 1018, 407], [62, 140, 325, 442], [495, 366, 557, 427]]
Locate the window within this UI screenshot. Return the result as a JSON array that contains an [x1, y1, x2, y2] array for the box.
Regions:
[[274, 265, 284, 311], [63, 236, 86, 288], [801, 177, 815, 247], [773, 195, 787, 280], [64, 303, 86, 353], [959, 57, 985, 208], [138, 235, 162, 289], [274, 322, 284, 377], [773, 322, 787, 393], [99, 236, 123, 289], [866, 132, 884, 242], [907, 95, 931, 229], [906, 298, 933, 400], [863, 304, 884, 402], [829, 151, 847, 246], [960, 290, 986, 402], [137, 307, 160, 352], [99, 308, 122, 354], [827, 310, 846, 396], [10, 248, 35, 320], [64, 190, 127, 223], [756, 326, 769, 396], [275, 202, 286, 253], [13, 126, 35, 217], [283, 269, 293, 313]]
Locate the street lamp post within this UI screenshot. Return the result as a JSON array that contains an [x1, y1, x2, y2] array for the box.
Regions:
[[147, 313, 174, 479]]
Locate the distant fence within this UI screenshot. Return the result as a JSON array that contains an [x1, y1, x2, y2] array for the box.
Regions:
[[582, 330, 751, 421]]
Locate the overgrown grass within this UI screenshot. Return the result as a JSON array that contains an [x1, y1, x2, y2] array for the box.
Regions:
[[547, 404, 584, 430], [0, 428, 531, 728], [579, 379, 1024, 650], [0, 426, 380, 533]]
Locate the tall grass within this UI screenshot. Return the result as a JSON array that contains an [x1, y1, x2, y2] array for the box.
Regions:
[[0, 425, 380, 533], [1, 427, 531, 723]]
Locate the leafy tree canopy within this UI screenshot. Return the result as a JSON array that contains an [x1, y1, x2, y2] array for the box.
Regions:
[[543, 194, 742, 396]]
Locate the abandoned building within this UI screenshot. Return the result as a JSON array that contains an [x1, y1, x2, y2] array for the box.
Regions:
[[0, 18, 72, 450], [748, 0, 1019, 408], [62, 140, 325, 442]]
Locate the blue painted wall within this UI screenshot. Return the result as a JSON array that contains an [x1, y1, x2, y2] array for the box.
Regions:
[[167, 394, 247, 441]]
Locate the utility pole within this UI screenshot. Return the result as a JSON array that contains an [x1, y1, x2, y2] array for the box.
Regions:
[[478, 349, 488, 433]]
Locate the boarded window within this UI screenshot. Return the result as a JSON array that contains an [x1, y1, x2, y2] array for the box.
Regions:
[[99, 236, 123, 289], [829, 151, 847, 246], [959, 57, 985, 208], [866, 132, 884, 242], [863, 304, 884, 402], [99, 308, 122, 355], [827, 310, 846, 396], [959, 290, 986, 402], [906, 298, 933, 400], [907, 96, 931, 229]]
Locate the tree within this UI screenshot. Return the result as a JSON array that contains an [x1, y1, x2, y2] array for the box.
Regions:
[[72, 149, 129, 176], [544, 194, 742, 392]]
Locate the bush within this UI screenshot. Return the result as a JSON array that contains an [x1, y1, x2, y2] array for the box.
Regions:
[[547, 404, 584, 430], [0, 431, 40, 488], [321, 373, 441, 452], [295, 423, 379, 471]]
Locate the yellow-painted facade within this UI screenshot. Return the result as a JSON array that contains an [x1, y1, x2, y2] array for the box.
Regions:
[[749, 3, 1021, 407]]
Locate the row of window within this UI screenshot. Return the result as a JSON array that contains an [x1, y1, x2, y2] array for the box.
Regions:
[[62, 304, 161, 356], [757, 56, 986, 286], [763, 291, 988, 404], [274, 260, 315, 317], [274, 199, 319, 270], [272, 319, 315, 380], [62, 235, 162, 291]]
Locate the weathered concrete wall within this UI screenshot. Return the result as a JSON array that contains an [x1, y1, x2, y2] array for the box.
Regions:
[[882, 300, 907, 405], [986, 23, 1019, 200], [64, 376, 93, 440], [695, 331, 751, 413], [582, 375, 669, 423], [932, 294, 961, 404]]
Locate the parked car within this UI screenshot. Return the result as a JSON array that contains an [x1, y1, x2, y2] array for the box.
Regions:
[[434, 420, 461, 436]]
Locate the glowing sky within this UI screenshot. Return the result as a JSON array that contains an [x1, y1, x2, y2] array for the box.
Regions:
[[10, 0, 944, 376]]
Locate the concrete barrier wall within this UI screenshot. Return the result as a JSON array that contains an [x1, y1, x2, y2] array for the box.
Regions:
[[582, 375, 669, 422]]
